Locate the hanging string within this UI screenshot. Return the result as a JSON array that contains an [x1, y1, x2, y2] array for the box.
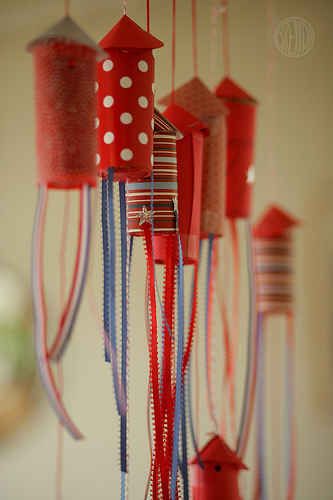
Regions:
[[220, 0, 230, 76], [286, 313, 296, 500], [122, 0, 128, 15], [146, 0, 150, 32], [64, 0, 70, 16], [55, 192, 71, 500], [171, 0, 177, 101], [191, 0, 198, 77]]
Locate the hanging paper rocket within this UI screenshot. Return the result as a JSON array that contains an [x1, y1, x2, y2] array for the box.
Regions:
[[96, 14, 163, 499], [152, 104, 208, 499], [214, 76, 258, 451], [159, 77, 227, 239], [97, 14, 163, 181], [127, 109, 182, 500], [215, 77, 257, 219], [28, 16, 105, 439], [253, 205, 299, 500], [190, 435, 247, 500]]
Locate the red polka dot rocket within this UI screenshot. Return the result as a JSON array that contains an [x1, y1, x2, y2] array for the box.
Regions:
[[215, 77, 258, 220], [97, 15, 163, 182], [28, 16, 104, 440]]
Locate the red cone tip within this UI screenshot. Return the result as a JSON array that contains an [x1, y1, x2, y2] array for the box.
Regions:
[[190, 435, 247, 470], [163, 103, 209, 136], [215, 76, 257, 104], [27, 15, 106, 60], [159, 76, 227, 116], [99, 14, 163, 50], [253, 204, 300, 238]]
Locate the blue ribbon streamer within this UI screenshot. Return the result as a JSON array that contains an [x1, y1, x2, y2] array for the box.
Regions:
[[257, 312, 268, 500], [119, 181, 128, 482]]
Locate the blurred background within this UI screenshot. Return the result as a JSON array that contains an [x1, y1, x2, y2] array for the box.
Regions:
[[0, 0, 332, 498]]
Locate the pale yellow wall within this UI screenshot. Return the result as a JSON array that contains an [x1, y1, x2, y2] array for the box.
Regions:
[[0, 0, 332, 499]]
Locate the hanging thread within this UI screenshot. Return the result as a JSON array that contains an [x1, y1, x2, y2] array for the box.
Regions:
[[220, 0, 230, 76], [171, 0, 177, 101], [191, 0, 198, 77], [146, 0, 150, 32], [64, 0, 70, 16]]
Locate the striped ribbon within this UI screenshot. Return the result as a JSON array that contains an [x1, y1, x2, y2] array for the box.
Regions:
[[205, 234, 219, 432], [48, 188, 91, 361], [237, 220, 257, 458], [256, 312, 268, 500], [32, 185, 91, 439], [101, 169, 129, 500]]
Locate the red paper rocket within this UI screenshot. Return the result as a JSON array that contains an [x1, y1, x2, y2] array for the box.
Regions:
[[215, 77, 257, 219], [253, 205, 300, 314], [190, 435, 247, 500], [28, 16, 105, 189], [154, 104, 208, 264], [97, 15, 163, 182], [126, 109, 181, 235], [159, 77, 227, 238]]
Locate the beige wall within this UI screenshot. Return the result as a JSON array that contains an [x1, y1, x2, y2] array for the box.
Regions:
[[0, 0, 332, 498]]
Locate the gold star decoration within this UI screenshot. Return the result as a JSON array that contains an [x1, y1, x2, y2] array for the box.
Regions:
[[138, 206, 154, 226]]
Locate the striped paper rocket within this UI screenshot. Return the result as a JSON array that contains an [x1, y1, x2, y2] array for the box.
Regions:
[[126, 109, 182, 236], [253, 205, 299, 314]]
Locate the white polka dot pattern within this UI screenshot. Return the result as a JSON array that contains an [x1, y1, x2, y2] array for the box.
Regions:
[[138, 132, 148, 144], [138, 60, 148, 72], [97, 48, 155, 180], [138, 96, 148, 108], [121, 148, 133, 161], [120, 76, 132, 88], [103, 95, 114, 108], [104, 132, 114, 144], [120, 112, 133, 124], [103, 59, 114, 72]]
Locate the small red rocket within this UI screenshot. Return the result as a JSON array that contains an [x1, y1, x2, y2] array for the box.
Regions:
[[190, 435, 247, 500], [215, 77, 257, 219]]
